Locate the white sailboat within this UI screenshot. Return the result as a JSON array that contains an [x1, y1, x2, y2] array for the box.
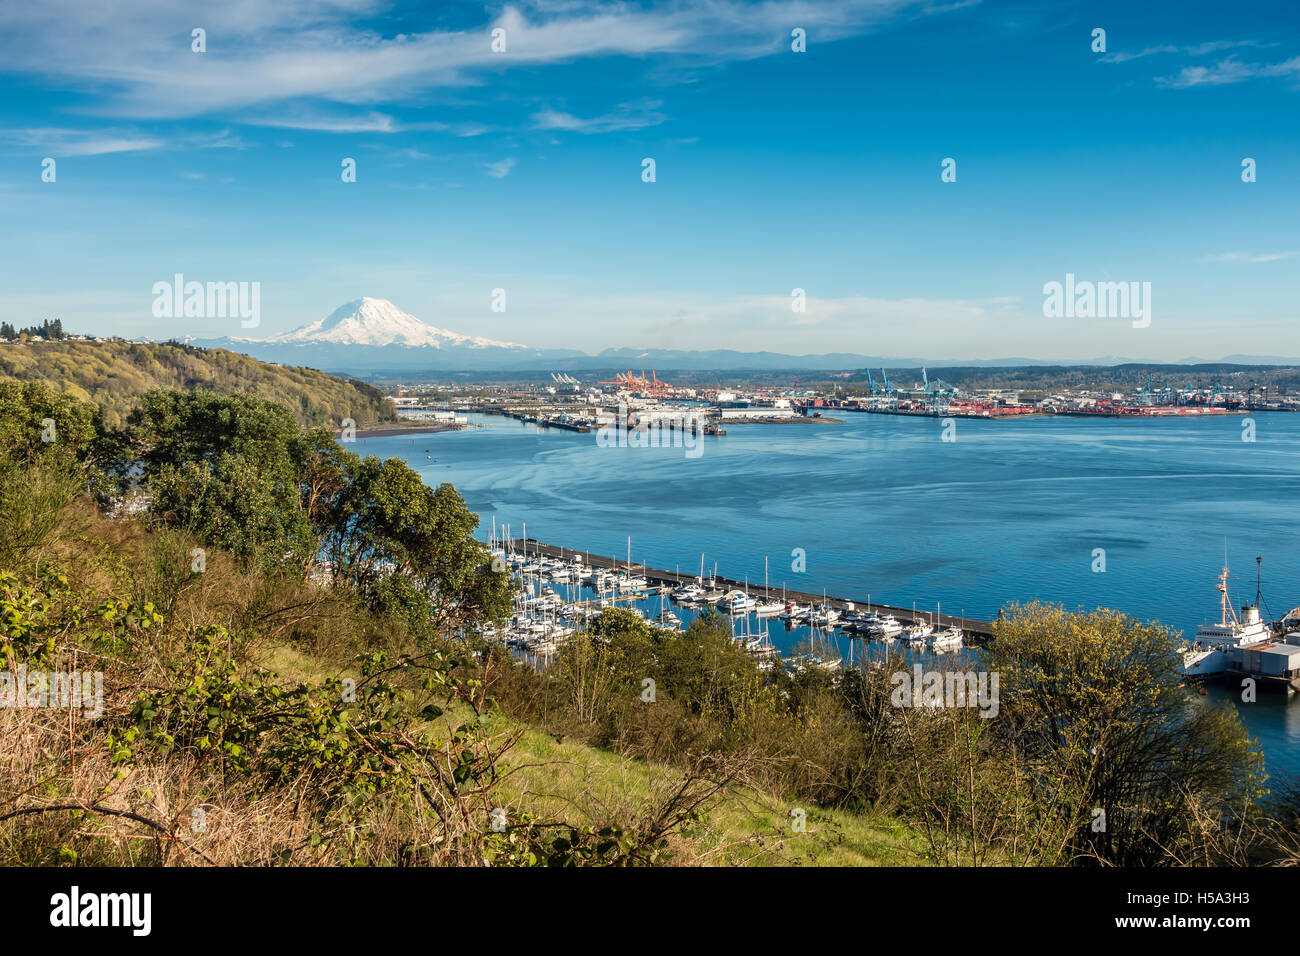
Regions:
[[753, 557, 785, 615]]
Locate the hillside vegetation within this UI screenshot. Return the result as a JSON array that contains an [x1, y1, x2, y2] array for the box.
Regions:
[[0, 339, 395, 429], [0, 379, 1296, 866], [1, 380, 922, 865]]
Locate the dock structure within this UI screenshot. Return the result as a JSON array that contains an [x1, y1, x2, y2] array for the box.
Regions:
[[1224, 640, 1300, 694], [502, 537, 995, 641], [477, 406, 727, 436], [497, 411, 592, 432]]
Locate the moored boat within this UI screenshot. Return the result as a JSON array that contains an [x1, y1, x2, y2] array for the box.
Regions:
[[1181, 566, 1273, 678]]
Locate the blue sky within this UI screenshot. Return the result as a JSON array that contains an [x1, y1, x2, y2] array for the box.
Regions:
[[0, 0, 1297, 361]]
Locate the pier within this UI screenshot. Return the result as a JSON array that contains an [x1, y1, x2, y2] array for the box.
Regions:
[[503, 537, 994, 640], [478, 406, 727, 436], [497, 410, 592, 432]]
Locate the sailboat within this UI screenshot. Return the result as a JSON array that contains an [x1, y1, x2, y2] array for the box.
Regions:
[[699, 562, 726, 603], [753, 556, 785, 615], [808, 589, 840, 627], [926, 601, 964, 651]]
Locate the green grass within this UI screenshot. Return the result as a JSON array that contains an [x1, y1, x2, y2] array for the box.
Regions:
[[482, 718, 928, 866], [259, 640, 930, 867]]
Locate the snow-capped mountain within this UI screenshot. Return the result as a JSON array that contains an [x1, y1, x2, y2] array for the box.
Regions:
[[192, 296, 582, 372], [198, 295, 1046, 375], [265, 297, 526, 350]]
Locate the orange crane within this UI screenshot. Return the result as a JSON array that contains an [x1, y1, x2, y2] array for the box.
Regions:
[[599, 369, 673, 395]]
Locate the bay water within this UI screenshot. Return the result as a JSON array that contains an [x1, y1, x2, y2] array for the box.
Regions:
[[362, 410, 1300, 780]]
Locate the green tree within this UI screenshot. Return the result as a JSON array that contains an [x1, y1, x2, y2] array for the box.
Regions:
[[0, 379, 104, 472], [322, 454, 510, 631], [126, 390, 312, 566], [127, 388, 304, 479], [0, 381, 112, 565], [984, 602, 1265, 865], [122, 389, 507, 630]]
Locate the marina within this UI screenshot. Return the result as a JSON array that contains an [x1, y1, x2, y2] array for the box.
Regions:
[[366, 410, 1300, 778], [499, 536, 992, 640], [479, 536, 970, 672]]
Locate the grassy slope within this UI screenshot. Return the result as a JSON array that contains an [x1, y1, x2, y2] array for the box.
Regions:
[[0, 339, 395, 429], [261, 642, 928, 867]]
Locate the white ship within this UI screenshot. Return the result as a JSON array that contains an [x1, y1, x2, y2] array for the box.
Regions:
[[670, 582, 705, 603], [868, 614, 905, 639], [719, 590, 757, 614], [928, 627, 964, 652], [1181, 566, 1273, 678], [900, 622, 933, 647]]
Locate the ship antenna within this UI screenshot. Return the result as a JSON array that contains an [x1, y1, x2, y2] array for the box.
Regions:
[[1256, 555, 1275, 626]]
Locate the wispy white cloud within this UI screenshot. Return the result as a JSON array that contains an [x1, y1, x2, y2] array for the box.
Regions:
[[1206, 251, 1297, 264], [189, 128, 246, 149], [0, 127, 165, 155], [532, 98, 665, 134], [246, 109, 492, 136], [1100, 38, 1300, 92], [249, 110, 405, 133], [382, 146, 434, 161], [0, 1, 962, 119], [1101, 39, 1264, 65], [483, 157, 517, 178], [1157, 55, 1300, 89], [0, 125, 246, 156]]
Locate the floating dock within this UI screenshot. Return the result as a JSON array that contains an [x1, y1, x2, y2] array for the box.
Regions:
[[502, 537, 994, 640]]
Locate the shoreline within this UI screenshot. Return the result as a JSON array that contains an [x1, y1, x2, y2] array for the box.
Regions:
[[349, 422, 469, 439]]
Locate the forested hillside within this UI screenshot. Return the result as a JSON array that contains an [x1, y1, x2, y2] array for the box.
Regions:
[[0, 339, 395, 428]]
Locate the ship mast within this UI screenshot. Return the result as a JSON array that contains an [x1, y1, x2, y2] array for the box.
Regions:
[[1217, 566, 1240, 628]]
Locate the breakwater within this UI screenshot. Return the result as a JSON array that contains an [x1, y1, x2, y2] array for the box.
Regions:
[[503, 537, 994, 640]]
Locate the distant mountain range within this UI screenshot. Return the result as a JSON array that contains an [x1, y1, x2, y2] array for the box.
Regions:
[[187, 297, 1300, 374]]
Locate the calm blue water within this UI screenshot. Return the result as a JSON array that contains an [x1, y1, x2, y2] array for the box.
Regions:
[[359, 411, 1300, 781]]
